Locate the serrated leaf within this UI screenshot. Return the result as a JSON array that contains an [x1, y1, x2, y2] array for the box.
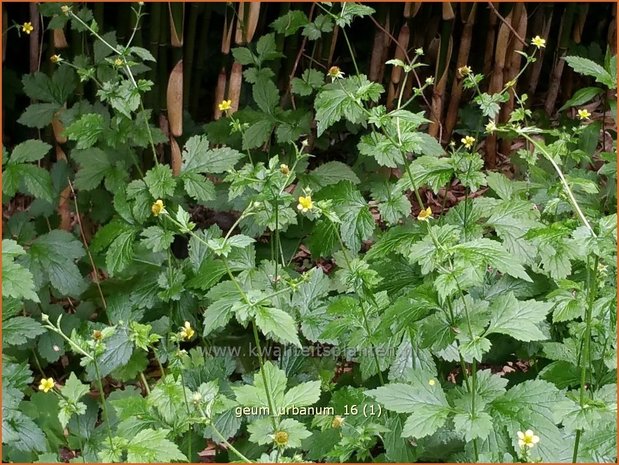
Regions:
[[282, 380, 321, 409], [3, 317, 45, 346], [144, 164, 176, 199], [182, 171, 215, 202], [255, 306, 301, 347], [140, 226, 174, 253], [253, 79, 279, 114], [181, 135, 244, 174], [9, 140, 51, 164], [485, 292, 551, 341], [126, 428, 187, 463], [106, 229, 137, 276], [564, 56, 616, 89]]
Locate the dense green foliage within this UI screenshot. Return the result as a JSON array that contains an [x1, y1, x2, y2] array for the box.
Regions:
[[2, 2, 617, 463]]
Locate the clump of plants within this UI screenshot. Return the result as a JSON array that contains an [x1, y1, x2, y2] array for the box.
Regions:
[[3, 3, 616, 463]]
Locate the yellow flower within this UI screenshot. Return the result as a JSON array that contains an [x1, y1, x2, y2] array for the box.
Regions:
[[92, 330, 103, 341], [577, 108, 591, 120], [61, 5, 71, 15], [417, 206, 432, 222], [273, 431, 289, 447], [517, 430, 540, 448], [180, 321, 195, 341], [218, 99, 232, 112], [331, 415, 345, 429], [327, 66, 344, 81], [22, 22, 34, 35], [531, 36, 546, 49], [458, 65, 472, 77], [280, 164, 290, 175], [50, 54, 62, 64], [114, 57, 124, 67], [39, 377, 55, 393], [461, 135, 476, 149], [297, 195, 313, 213], [428, 379, 436, 386], [151, 199, 165, 216]]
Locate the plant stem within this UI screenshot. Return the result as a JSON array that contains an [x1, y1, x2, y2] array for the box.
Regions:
[[92, 358, 115, 451], [139, 371, 151, 395], [179, 369, 193, 461], [572, 255, 599, 462], [517, 133, 596, 237]]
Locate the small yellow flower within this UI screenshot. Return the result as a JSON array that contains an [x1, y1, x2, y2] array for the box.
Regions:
[[50, 54, 62, 64], [280, 164, 290, 175], [428, 379, 436, 386], [22, 22, 34, 35], [425, 76, 435, 85], [458, 65, 472, 77], [327, 66, 344, 81], [218, 99, 232, 112], [39, 377, 55, 393], [531, 36, 546, 49], [517, 430, 540, 448], [92, 330, 103, 341], [180, 321, 195, 341], [151, 199, 165, 216], [485, 120, 497, 134], [61, 5, 71, 15], [417, 206, 432, 222], [192, 392, 202, 404], [114, 57, 124, 67], [331, 415, 345, 429], [297, 195, 314, 213], [273, 431, 289, 447], [461, 135, 476, 149], [577, 108, 591, 120]]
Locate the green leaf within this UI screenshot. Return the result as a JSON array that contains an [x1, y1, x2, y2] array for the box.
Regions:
[[358, 132, 401, 168], [126, 428, 187, 463], [453, 411, 494, 442], [18, 103, 61, 128], [64, 113, 106, 149], [72, 148, 114, 191], [315, 75, 383, 136], [243, 119, 274, 150], [144, 164, 176, 199], [371, 182, 411, 225], [366, 369, 451, 439], [291, 68, 324, 96], [321, 181, 375, 252], [335, 2, 375, 27], [302, 14, 333, 40], [181, 136, 244, 174], [450, 238, 532, 282], [2, 240, 39, 302], [270, 10, 309, 36], [559, 87, 604, 111], [28, 230, 86, 296], [140, 226, 174, 253], [282, 381, 321, 409], [3, 317, 45, 346], [233, 361, 287, 409], [106, 229, 137, 276], [302, 161, 360, 191], [253, 79, 279, 114], [231, 47, 255, 65], [564, 56, 616, 89], [485, 292, 551, 341], [203, 281, 238, 336], [255, 306, 301, 347], [9, 140, 51, 164], [397, 156, 453, 193], [181, 171, 215, 202]]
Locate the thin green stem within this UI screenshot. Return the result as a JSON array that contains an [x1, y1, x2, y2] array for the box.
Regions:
[[519, 132, 596, 236], [572, 256, 599, 462], [179, 369, 193, 461], [93, 358, 115, 451], [139, 371, 151, 395]]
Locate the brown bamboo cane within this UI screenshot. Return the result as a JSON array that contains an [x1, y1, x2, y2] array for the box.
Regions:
[[485, 5, 513, 168], [500, 4, 527, 157], [167, 60, 183, 139], [56, 146, 72, 231], [235, 2, 246, 45], [544, 4, 577, 115], [29, 3, 40, 72], [483, 7, 499, 77], [429, 7, 454, 140], [168, 2, 184, 48], [245, 2, 261, 43], [387, 23, 410, 110], [444, 3, 477, 140], [527, 7, 553, 96], [53, 28, 68, 49], [573, 5, 589, 44]]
